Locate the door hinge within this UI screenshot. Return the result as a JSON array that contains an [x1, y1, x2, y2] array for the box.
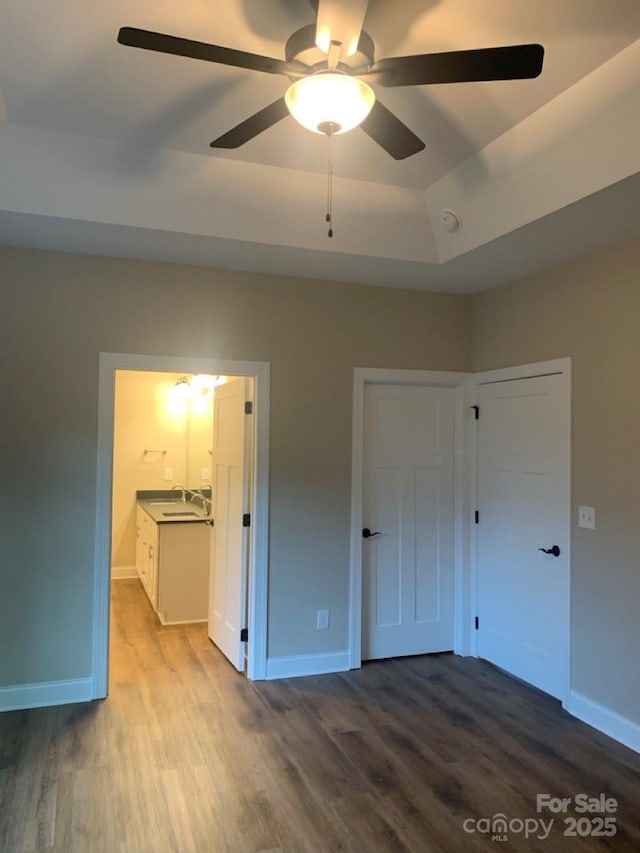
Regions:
[[245, 401, 253, 415], [471, 405, 479, 420], [474, 510, 479, 524], [240, 628, 248, 642], [475, 617, 479, 630], [242, 513, 251, 527]]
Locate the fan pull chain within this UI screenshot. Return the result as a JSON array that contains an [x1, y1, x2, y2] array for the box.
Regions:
[[326, 133, 334, 238]]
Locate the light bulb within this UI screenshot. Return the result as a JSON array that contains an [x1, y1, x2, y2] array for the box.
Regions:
[[191, 374, 217, 395]]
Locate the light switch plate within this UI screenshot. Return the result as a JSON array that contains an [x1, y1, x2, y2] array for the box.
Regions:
[[201, 467, 210, 481], [578, 505, 595, 529], [164, 468, 173, 481], [316, 609, 330, 630]]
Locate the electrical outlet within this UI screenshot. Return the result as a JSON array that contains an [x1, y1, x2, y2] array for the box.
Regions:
[[316, 609, 330, 630], [164, 468, 173, 481], [578, 505, 595, 529], [201, 467, 210, 481]]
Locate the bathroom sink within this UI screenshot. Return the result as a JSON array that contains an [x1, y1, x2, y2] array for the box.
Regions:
[[162, 511, 199, 517]]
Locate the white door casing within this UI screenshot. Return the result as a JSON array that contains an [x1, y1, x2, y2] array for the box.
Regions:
[[209, 377, 252, 671], [362, 383, 456, 660], [94, 353, 269, 698], [476, 371, 570, 700]]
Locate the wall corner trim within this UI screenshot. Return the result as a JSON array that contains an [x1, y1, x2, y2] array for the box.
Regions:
[[565, 690, 640, 754], [0, 677, 94, 712], [265, 651, 350, 681]]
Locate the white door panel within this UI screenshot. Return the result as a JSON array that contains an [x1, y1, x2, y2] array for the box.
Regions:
[[477, 374, 569, 699], [363, 384, 455, 660], [208, 377, 251, 671]]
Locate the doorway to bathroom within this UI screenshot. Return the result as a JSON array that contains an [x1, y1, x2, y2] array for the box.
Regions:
[[93, 353, 270, 698]]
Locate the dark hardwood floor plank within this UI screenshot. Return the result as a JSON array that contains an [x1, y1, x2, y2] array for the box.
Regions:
[[330, 791, 415, 853], [1, 578, 638, 852]]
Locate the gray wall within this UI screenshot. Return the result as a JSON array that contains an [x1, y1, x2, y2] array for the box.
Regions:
[[0, 246, 471, 686], [5, 235, 638, 729], [472, 233, 640, 724]]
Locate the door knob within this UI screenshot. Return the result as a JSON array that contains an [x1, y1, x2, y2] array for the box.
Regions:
[[538, 545, 561, 557], [362, 528, 382, 539]]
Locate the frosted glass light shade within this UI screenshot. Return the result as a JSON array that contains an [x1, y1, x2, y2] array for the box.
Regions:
[[285, 73, 375, 135]]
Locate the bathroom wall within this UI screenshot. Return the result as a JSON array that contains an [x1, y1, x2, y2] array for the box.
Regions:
[[186, 381, 215, 490], [111, 370, 215, 569]]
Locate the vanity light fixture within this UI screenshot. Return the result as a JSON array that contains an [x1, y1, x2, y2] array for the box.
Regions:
[[191, 374, 222, 395], [172, 374, 222, 397], [173, 376, 192, 400]]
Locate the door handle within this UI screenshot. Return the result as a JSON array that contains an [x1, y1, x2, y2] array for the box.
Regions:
[[538, 545, 561, 557], [362, 528, 382, 539]]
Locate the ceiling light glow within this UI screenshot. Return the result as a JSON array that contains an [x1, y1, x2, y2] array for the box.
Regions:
[[285, 73, 375, 136]]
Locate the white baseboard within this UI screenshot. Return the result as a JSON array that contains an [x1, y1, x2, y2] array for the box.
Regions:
[[565, 690, 640, 754], [157, 614, 207, 626], [265, 651, 350, 680], [0, 677, 94, 712], [111, 565, 138, 580]]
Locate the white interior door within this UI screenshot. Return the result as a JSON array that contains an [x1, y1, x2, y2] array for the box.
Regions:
[[362, 384, 455, 660], [208, 377, 251, 671], [477, 373, 569, 699]]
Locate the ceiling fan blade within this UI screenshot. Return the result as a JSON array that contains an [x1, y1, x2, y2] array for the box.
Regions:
[[373, 44, 544, 87], [315, 0, 369, 57], [360, 100, 425, 160], [210, 98, 290, 149], [118, 27, 305, 77]]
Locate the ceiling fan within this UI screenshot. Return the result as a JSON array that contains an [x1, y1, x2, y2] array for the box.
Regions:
[[118, 0, 544, 160]]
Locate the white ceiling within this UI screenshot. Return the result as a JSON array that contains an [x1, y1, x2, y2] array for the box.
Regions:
[[0, 0, 639, 293]]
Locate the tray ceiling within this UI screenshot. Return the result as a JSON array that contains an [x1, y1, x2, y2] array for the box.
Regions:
[[0, 0, 639, 292]]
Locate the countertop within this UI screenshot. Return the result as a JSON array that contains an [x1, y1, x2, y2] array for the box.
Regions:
[[137, 496, 212, 525]]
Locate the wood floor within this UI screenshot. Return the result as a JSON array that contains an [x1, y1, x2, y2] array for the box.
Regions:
[[1, 580, 639, 852]]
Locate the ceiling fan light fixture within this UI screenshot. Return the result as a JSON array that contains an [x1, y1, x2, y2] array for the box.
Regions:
[[285, 72, 375, 135]]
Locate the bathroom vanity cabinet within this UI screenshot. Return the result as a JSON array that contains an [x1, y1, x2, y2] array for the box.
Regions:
[[135, 503, 210, 624]]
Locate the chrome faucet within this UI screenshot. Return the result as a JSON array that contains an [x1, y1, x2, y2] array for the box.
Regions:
[[171, 484, 187, 503], [191, 492, 211, 515]]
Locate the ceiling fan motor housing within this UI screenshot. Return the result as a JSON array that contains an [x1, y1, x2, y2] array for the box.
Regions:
[[285, 24, 375, 72]]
